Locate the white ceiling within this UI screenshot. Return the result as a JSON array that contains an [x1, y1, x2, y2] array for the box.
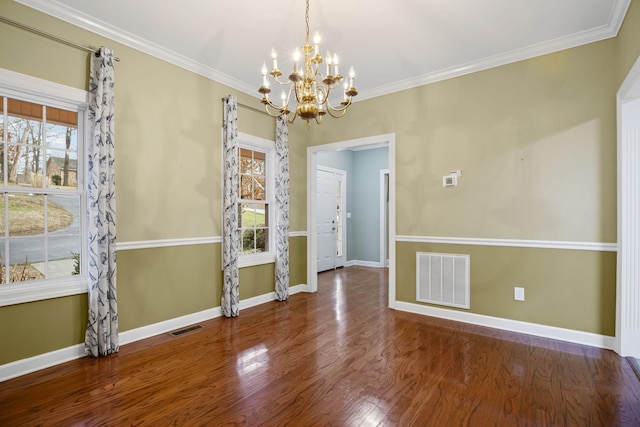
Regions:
[[15, 0, 631, 101]]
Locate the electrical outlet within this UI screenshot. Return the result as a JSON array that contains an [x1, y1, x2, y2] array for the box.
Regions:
[[514, 287, 525, 301]]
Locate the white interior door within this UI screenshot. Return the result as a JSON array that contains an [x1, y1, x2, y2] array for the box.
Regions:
[[317, 167, 346, 272]]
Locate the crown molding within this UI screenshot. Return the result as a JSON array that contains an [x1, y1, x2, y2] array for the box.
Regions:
[[16, 0, 631, 102], [357, 0, 632, 101], [14, 0, 257, 97]]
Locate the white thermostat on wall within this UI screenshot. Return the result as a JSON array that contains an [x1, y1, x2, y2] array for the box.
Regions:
[[442, 175, 457, 187]]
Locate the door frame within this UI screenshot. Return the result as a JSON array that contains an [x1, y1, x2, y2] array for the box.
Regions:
[[616, 54, 640, 357], [379, 169, 389, 268], [316, 165, 347, 271], [307, 133, 396, 309]]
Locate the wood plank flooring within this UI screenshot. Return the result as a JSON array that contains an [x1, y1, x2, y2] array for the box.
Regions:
[[1, 266, 640, 426]]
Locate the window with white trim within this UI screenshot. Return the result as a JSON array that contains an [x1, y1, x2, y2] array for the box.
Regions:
[[237, 133, 275, 268], [0, 68, 88, 306]]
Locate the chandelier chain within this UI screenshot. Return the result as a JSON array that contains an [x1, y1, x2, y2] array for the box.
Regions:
[[305, 0, 310, 43]]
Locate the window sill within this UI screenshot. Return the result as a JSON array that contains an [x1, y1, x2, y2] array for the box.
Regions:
[[0, 276, 88, 307], [238, 252, 275, 269]]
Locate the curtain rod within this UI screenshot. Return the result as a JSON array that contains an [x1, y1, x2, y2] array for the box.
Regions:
[[222, 98, 273, 118], [0, 15, 121, 62]]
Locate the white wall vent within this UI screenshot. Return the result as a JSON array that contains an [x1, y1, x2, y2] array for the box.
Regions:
[[416, 252, 470, 309]]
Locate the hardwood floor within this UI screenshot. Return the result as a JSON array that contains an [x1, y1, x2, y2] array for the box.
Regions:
[[1, 266, 640, 426]]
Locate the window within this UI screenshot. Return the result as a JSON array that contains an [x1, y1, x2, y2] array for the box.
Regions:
[[237, 133, 275, 268], [0, 68, 88, 306]]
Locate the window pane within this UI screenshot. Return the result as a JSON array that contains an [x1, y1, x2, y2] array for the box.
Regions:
[[47, 195, 78, 235], [8, 235, 45, 283], [257, 204, 268, 227], [239, 148, 253, 174], [46, 148, 78, 190], [7, 114, 43, 187], [241, 204, 256, 227], [253, 176, 265, 200], [241, 229, 256, 254], [7, 98, 43, 121], [47, 235, 81, 278], [256, 228, 267, 253], [240, 175, 252, 200], [45, 106, 77, 128], [15, 146, 45, 188], [253, 154, 265, 175], [8, 193, 45, 236]]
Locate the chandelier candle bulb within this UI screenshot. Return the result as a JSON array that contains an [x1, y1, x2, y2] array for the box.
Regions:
[[333, 54, 339, 76], [261, 62, 268, 86], [349, 66, 355, 86], [326, 51, 332, 75], [314, 32, 321, 56], [271, 48, 278, 70], [293, 49, 300, 73]]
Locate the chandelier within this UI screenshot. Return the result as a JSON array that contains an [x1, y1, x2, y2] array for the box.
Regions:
[[258, 0, 358, 127]]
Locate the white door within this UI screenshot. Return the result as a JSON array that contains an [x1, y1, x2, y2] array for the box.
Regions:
[[317, 167, 346, 272]]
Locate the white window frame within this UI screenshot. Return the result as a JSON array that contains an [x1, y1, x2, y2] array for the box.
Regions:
[[0, 68, 89, 307], [237, 132, 275, 268]]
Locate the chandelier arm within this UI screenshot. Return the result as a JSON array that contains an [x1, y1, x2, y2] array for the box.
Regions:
[[273, 75, 294, 86], [263, 102, 287, 118], [316, 85, 328, 105], [325, 97, 351, 113], [325, 106, 349, 119], [288, 109, 299, 125]]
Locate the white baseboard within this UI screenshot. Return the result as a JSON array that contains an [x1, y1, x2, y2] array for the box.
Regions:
[[345, 260, 384, 268], [395, 301, 615, 350], [119, 307, 222, 345], [1, 284, 309, 382], [0, 343, 85, 382], [240, 284, 308, 309]]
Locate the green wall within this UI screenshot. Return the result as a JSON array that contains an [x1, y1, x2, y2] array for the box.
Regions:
[[397, 242, 616, 335], [0, 295, 86, 364]]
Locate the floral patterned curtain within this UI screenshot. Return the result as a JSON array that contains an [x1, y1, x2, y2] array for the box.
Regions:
[[222, 96, 240, 317], [85, 47, 118, 357], [274, 117, 290, 301]]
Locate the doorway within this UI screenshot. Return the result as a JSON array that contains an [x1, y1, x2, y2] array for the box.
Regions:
[[307, 133, 396, 308], [316, 166, 346, 272]]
